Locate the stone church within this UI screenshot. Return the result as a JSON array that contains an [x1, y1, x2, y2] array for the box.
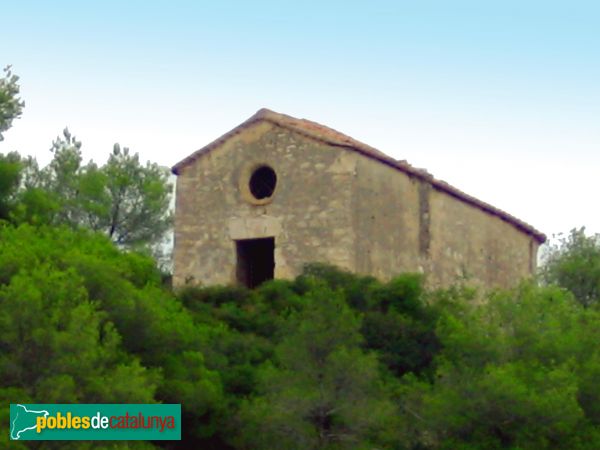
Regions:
[[171, 108, 545, 289]]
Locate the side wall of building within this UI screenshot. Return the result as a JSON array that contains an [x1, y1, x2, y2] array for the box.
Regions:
[[173, 122, 357, 286], [426, 187, 537, 288], [350, 154, 422, 280], [349, 154, 538, 287]]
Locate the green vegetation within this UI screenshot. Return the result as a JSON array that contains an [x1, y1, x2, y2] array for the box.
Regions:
[[0, 66, 24, 141], [5, 129, 173, 250], [542, 228, 600, 308], [0, 70, 171, 251], [2, 67, 600, 449]]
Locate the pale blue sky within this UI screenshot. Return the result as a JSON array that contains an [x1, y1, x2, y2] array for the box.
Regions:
[[1, 1, 599, 239]]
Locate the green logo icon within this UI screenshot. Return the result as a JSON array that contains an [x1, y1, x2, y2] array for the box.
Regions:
[[11, 404, 50, 440]]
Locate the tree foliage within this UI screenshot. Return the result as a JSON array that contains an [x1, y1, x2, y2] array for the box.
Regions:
[[0, 65, 24, 141], [2, 226, 600, 449], [541, 228, 600, 307], [237, 284, 396, 450], [0, 65, 25, 218], [0, 152, 22, 220], [398, 283, 600, 450], [0, 224, 224, 449], [5, 128, 173, 249], [100, 143, 173, 246]]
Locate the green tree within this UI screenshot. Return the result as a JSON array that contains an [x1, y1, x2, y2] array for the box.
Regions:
[[99, 143, 173, 247], [0, 224, 226, 448], [18, 132, 173, 249], [0, 152, 22, 220], [0, 65, 25, 220], [0, 225, 162, 449], [39, 128, 85, 224], [541, 228, 600, 307], [297, 264, 440, 379], [176, 281, 299, 449], [0, 65, 24, 141], [236, 284, 396, 450], [399, 283, 600, 449], [9, 129, 93, 227]]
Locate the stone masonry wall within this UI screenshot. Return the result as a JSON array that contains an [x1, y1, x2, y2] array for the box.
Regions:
[[350, 154, 422, 280], [426, 187, 537, 288], [173, 121, 357, 287], [348, 153, 537, 287], [348, 155, 537, 287]]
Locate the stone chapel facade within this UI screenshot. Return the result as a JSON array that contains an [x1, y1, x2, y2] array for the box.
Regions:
[[171, 108, 545, 289]]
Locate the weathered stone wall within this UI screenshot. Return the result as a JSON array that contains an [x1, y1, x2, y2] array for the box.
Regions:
[[173, 123, 539, 288], [426, 188, 537, 288], [350, 154, 422, 280], [349, 153, 537, 287], [173, 122, 357, 287]]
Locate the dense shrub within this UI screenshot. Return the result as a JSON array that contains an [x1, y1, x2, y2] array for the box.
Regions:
[[2, 225, 599, 449]]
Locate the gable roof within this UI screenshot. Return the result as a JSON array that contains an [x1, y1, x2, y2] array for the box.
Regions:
[[172, 108, 546, 243]]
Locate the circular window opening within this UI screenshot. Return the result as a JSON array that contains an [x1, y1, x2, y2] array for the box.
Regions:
[[249, 165, 277, 200]]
